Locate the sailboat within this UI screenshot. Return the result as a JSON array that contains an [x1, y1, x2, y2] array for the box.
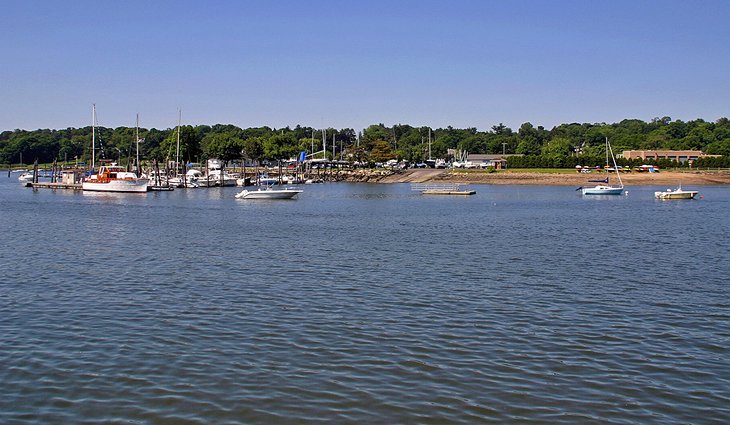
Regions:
[[581, 137, 624, 195], [167, 110, 198, 187]]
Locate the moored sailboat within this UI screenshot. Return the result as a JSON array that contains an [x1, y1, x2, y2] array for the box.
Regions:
[[581, 137, 624, 195]]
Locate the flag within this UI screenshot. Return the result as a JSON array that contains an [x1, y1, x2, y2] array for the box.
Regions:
[[137, 138, 145, 144]]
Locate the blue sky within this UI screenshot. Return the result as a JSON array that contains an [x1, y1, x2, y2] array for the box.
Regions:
[[2, 0, 729, 132]]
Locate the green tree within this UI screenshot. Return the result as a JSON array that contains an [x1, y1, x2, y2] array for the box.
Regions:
[[242, 136, 265, 162], [202, 133, 244, 164], [263, 133, 298, 160], [541, 137, 573, 156], [368, 140, 394, 163]]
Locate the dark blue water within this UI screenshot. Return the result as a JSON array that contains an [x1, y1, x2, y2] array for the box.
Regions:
[[1, 176, 729, 424]]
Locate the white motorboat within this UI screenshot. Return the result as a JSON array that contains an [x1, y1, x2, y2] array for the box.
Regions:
[[655, 185, 698, 200], [82, 163, 149, 193], [235, 186, 303, 200], [257, 176, 279, 186], [169, 169, 202, 188], [198, 169, 237, 187], [82, 105, 148, 193], [18, 172, 34, 183]]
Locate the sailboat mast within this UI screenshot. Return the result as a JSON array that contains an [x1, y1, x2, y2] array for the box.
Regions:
[[607, 137, 623, 188], [91, 104, 96, 172], [428, 128, 432, 160], [176, 109, 181, 176], [136, 113, 140, 177]]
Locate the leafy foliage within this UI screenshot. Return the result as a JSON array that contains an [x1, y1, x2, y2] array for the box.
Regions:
[[2, 117, 729, 167]]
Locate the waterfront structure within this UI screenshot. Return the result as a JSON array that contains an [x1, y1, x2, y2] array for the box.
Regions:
[[621, 150, 720, 163]]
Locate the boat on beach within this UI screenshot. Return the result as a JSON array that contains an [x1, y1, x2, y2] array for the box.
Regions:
[[235, 186, 303, 199], [655, 185, 698, 200]]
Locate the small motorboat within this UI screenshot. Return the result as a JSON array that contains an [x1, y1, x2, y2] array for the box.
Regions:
[[18, 172, 34, 183], [655, 185, 698, 200], [235, 186, 303, 200]]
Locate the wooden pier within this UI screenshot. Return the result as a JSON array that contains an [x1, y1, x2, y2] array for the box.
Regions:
[[29, 182, 82, 190]]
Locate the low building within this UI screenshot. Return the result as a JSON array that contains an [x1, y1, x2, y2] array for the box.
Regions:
[[464, 154, 520, 170], [621, 150, 719, 163]]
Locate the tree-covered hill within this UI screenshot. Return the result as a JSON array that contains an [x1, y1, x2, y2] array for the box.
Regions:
[[2, 117, 729, 168]]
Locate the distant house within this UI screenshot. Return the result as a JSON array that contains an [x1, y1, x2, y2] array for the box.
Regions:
[[621, 150, 720, 163], [465, 154, 522, 170]]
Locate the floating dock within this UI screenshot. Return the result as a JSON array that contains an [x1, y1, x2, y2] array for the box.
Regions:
[[29, 182, 82, 190], [411, 183, 476, 195]]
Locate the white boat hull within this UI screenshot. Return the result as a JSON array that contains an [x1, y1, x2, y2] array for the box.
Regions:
[[18, 173, 34, 183], [82, 179, 149, 193], [198, 177, 237, 187], [582, 185, 624, 195], [655, 190, 698, 200], [235, 189, 302, 199]]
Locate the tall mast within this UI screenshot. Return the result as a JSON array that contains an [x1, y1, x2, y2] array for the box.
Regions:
[[135, 113, 140, 176], [323, 129, 326, 160], [428, 128, 432, 160], [607, 137, 623, 188], [176, 109, 181, 176], [91, 104, 96, 172]]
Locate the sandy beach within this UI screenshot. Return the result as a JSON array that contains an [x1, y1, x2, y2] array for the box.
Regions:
[[376, 169, 730, 186]]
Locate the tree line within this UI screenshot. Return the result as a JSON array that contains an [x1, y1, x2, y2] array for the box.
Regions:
[[2, 117, 730, 168]]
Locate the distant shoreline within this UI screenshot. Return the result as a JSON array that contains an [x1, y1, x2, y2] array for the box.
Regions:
[[373, 169, 730, 186]]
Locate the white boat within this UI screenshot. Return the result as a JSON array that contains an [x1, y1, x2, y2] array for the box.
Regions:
[[18, 172, 34, 183], [198, 169, 237, 187], [655, 185, 698, 200], [581, 137, 624, 195], [82, 163, 149, 192], [235, 186, 303, 199], [257, 176, 279, 186], [82, 105, 148, 193], [169, 169, 202, 188]]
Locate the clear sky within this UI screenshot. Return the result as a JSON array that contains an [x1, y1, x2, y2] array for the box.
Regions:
[[2, 0, 729, 132]]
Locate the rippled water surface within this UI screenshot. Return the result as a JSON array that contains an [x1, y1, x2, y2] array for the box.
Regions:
[[1, 177, 729, 424]]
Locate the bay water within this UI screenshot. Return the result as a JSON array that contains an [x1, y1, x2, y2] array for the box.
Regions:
[[1, 176, 729, 424]]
